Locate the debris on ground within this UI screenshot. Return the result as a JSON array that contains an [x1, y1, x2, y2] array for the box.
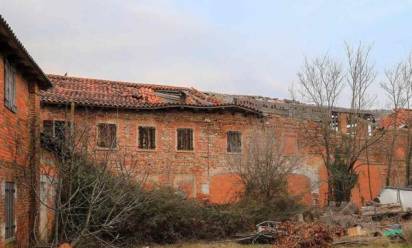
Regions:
[[360, 203, 403, 216], [234, 189, 412, 247], [383, 224, 403, 238], [235, 220, 344, 247], [235, 221, 285, 244], [319, 202, 359, 228], [273, 221, 344, 248], [326, 189, 412, 247], [332, 236, 382, 246], [347, 225, 367, 237]]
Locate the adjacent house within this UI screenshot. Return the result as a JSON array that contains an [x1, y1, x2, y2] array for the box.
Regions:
[[0, 15, 52, 248]]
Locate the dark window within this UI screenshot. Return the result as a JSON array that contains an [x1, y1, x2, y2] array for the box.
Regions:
[[97, 123, 117, 148], [42, 120, 71, 141], [227, 131, 242, 153], [43, 120, 54, 137], [54, 121, 68, 141], [138, 126, 156, 149], [5, 182, 15, 239], [330, 112, 339, 131], [366, 115, 376, 136], [4, 58, 16, 112], [177, 128, 193, 151]]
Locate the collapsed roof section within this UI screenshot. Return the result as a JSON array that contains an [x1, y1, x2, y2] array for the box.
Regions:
[[206, 92, 390, 121], [380, 109, 412, 129]]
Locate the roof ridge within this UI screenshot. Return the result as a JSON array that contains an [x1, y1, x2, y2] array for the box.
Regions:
[[47, 74, 193, 91], [41, 74, 261, 115]]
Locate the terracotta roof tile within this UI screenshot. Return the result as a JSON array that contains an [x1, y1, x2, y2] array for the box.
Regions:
[[380, 108, 412, 128], [41, 74, 262, 115]]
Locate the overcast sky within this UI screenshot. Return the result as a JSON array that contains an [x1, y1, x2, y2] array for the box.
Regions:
[[2, 0, 412, 108]]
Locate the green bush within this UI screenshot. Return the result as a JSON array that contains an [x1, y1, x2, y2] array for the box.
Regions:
[[111, 187, 303, 245], [116, 188, 250, 244], [233, 196, 304, 225], [58, 160, 303, 247]]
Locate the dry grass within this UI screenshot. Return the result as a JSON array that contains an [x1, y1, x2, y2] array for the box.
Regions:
[[150, 242, 271, 248], [352, 244, 412, 248], [334, 237, 412, 248], [148, 241, 412, 248]]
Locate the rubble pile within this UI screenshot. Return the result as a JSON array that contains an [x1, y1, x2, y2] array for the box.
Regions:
[[360, 202, 403, 216], [273, 221, 344, 248], [235, 189, 412, 247], [324, 200, 412, 246], [319, 202, 360, 228]]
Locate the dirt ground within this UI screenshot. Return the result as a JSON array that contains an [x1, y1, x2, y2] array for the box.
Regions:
[[148, 241, 412, 248], [151, 242, 271, 248]]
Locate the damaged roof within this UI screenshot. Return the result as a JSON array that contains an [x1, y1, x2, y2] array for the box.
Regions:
[[0, 15, 52, 89], [207, 92, 389, 120], [380, 108, 412, 129], [41, 74, 262, 115]]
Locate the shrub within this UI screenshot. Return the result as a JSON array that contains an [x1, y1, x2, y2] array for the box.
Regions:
[[110, 187, 303, 246], [116, 188, 250, 244]]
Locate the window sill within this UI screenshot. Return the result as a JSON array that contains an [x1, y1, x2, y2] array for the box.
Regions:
[[137, 148, 157, 152], [227, 152, 242, 155], [96, 147, 118, 151], [176, 150, 195, 153], [4, 104, 16, 113]]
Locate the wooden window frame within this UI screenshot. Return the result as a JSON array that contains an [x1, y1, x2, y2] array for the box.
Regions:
[[4, 182, 15, 240], [138, 126, 156, 150], [42, 120, 72, 140], [97, 123, 117, 149], [4, 58, 16, 113], [176, 128, 194, 151], [227, 131, 242, 153]]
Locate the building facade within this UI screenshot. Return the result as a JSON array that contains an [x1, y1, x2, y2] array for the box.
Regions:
[[40, 75, 269, 204], [40, 74, 392, 208], [0, 15, 52, 248]]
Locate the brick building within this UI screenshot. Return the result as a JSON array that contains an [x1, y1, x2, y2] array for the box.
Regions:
[[379, 108, 412, 187], [207, 93, 391, 206], [40, 75, 267, 204], [39, 74, 391, 208], [0, 15, 52, 248]]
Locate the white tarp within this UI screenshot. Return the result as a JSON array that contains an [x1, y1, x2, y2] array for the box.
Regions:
[[378, 187, 412, 211]]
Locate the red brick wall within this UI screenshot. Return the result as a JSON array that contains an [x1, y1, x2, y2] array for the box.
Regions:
[[287, 174, 313, 205], [42, 106, 322, 203], [41, 106, 268, 201], [0, 53, 40, 248], [40, 104, 396, 210]]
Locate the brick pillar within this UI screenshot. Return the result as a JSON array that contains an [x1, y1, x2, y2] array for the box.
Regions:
[[338, 113, 348, 134], [28, 82, 40, 247]]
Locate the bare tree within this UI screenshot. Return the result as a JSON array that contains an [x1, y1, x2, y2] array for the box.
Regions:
[[229, 126, 301, 202], [381, 53, 412, 186], [297, 43, 383, 204], [403, 56, 412, 185], [297, 54, 344, 203], [36, 108, 150, 248]]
